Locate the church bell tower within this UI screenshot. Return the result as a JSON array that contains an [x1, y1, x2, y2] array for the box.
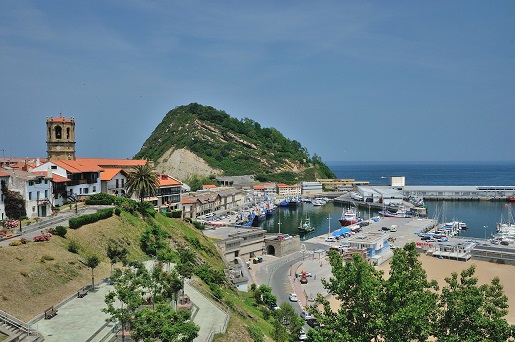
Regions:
[[46, 114, 76, 161]]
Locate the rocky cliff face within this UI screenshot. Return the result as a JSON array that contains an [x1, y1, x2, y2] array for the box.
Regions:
[[155, 148, 222, 180]]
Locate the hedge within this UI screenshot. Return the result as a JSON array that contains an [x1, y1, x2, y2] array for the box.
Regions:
[[165, 210, 183, 219], [69, 208, 113, 229]]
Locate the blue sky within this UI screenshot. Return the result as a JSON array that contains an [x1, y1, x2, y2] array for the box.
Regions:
[[1, 1, 514, 162]]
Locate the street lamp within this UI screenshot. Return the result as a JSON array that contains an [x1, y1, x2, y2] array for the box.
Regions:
[[327, 214, 331, 238]]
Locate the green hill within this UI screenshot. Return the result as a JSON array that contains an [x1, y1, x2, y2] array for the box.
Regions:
[[134, 103, 335, 183]]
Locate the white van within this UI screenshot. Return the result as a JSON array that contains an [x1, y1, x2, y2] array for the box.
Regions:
[[390, 225, 398, 232]]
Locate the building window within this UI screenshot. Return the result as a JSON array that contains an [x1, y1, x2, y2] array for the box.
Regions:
[[93, 186, 96, 192], [116, 179, 119, 188], [28, 192, 32, 200], [51, 165, 57, 169], [84, 188, 89, 194], [80, 188, 82, 194], [29, 180, 34, 186], [32, 206, 36, 212], [45, 190, 48, 198]]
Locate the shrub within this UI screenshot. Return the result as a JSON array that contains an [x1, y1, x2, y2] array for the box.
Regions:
[[3, 220, 19, 229], [164, 210, 182, 218], [33, 233, 51, 242], [69, 208, 113, 229], [209, 283, 223, 300], [144, 207, 156, 217], [114, 207, 121, 216], [247, 325, 264, 342], [9, 240, 22, 246], [191, 221, 205, 230], [20, 238, 28, 244], [68, 241, 79, 254], [85, 192, 115, 205], [55, 225, 67, 238]]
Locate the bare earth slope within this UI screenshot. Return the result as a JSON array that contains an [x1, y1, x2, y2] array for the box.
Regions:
[[155, 147, 222, 180]]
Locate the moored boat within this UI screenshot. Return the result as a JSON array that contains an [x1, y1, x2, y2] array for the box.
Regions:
[[298, 217, 315, 233], [379, 206, 413, 218], [339, 207, 359, 226]]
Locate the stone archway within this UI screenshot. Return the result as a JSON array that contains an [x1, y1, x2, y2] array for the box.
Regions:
[[266, 245, 276, 256]]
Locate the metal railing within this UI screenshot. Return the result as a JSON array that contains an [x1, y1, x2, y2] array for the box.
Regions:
[[0, 309, 41, 338]]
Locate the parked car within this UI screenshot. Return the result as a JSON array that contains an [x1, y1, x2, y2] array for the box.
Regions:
[[325, 236, 337, 243], [289, 293, 298, 302], [298, 328, 308, 340], [300, 311, 314, 320], [306, 318, 320, 328], [270, 303, 279, 310]]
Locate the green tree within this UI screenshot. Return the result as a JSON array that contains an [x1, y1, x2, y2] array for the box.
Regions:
[[176, 246, 196, 279], [140, 224, 169, 257], [309, 252, 384, 342], [85, 255, 100, 291], [130, 304, 199, 342], [106, 240, 128, 276], [126, 163, 160, 206], [103, 266, 146, 342], [381, 243, 439, 341], [272, 302, 304, 342], [1, 182, 26, 219], [434, 265, 513, 341], [255, 284, 276, 308]]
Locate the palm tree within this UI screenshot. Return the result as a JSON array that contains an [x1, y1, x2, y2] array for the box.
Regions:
[[126, 163, 160, 204]]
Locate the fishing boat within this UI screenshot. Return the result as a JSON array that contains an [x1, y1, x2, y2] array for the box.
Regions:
[[298, 217, 315, 233], [265, 203, 276, 217], [287, 197, 302, 207], [250, 209, 266, 226], [339, 207, 359, 226]]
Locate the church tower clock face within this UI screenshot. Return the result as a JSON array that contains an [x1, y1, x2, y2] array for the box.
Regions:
[[56, 145, 61, 150]]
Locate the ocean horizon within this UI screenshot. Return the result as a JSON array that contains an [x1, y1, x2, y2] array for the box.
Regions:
[[326, 161, 515, 187]]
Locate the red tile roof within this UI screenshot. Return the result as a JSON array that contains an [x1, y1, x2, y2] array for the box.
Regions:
[[100, 168, 127, 181], [47, 116, 74, 123], [182, 198, 197, 204], [76, 158, 147, 168], [52, 160, 103, 173], [52, 173, 71, 183], [157, 174, 182, 186], [202, 184, 217, 189], [0, 170, 10, 177]]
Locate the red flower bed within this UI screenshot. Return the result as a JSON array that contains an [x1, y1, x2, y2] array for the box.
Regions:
[[33, 233, 52, 242]]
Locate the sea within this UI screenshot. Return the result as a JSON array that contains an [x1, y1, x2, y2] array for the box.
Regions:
[[259, 161, 515, 240]]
